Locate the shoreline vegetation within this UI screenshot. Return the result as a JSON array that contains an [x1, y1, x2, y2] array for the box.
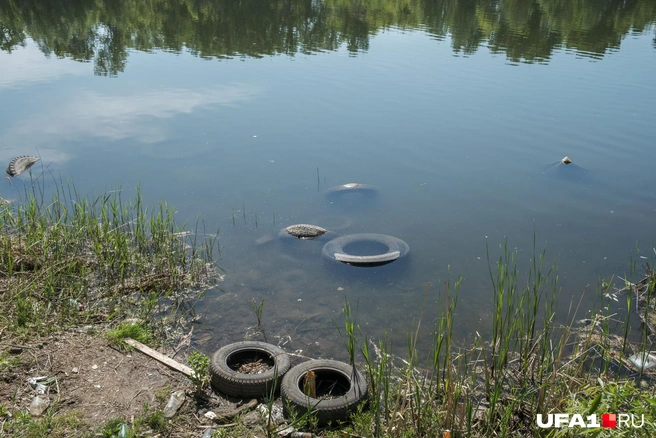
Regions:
[[0, 175, 220, 342], [1, 178, 656, 437]]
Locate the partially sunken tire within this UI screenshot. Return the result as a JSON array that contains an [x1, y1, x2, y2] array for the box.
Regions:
[[6, 156, 39, 177], [281, 224, 327, 240], [281, 360, 368, 425], [322, 233, 409, 267], [210, 341, 290, 398], [324, 183, 378, 197]]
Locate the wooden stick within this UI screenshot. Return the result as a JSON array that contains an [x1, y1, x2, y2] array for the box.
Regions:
[[198, 423, 237, 429], [124, 337, 193, 377]]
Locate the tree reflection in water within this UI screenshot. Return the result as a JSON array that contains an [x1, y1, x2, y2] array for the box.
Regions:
[[0, 0, 654, 76]]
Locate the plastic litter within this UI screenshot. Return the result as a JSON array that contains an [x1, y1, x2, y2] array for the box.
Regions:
[[29, 396, 49, 416], [27, 376, 55, 395], [163, 390, 185, 418], [257, 403, 284, 424], [118, 423, 129, 438], [277, 426, 294, 436], [628, 352, 656, 370]]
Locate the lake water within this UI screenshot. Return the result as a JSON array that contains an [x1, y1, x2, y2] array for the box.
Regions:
[[1, 0, 655, 361]]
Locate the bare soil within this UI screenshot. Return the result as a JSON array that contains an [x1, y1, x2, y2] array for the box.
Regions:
[[0, 330, 264, 437], [1, 331, 181, 421]]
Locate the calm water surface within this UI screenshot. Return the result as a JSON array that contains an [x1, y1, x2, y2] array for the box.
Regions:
[[1, 0, 655, 360]]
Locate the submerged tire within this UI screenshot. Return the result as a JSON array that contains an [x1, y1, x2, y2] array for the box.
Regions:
[[281, 360, 368, 425], [540, 160, 589, 183], [279, 228, 337, 242], [309, 215, 354, 232], [324, 183, 378, 198], [281, 224, 328, 240], [322, 233, 409, 267], [209, 341, 291, 398]]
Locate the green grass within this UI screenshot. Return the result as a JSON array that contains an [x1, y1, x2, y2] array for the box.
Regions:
[[329, 241, 656, 438], [0, 399, 170, 437], [188, 350, 211, 391], [0, 351, 22, 371], [105, 321, 154, 347], [134, 405, 167, 433], [0, 177, 219, 341], [0, 406, 82, 438], [95, 405, 167, 438]]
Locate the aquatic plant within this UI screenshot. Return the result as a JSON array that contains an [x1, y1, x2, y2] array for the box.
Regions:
[[333, 241, 656, 438]]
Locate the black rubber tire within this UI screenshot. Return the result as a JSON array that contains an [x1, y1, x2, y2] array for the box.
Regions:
[[209, 341, 290, 398], [322, 233, 410, 267], [281, 360, 368, 425]]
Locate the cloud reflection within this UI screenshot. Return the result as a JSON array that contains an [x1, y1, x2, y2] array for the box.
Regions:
[[0, 40, 89, 88], [2, 85, 260, 163]]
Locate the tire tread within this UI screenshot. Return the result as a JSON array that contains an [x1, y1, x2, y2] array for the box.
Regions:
[[281, 359, 368, 424], [209, 341, 290, 398]]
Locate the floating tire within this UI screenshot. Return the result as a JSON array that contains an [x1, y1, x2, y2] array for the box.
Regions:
[[322, 233, 409, 267], [281, 360, 368, 425], [278, 227, 336, 242], [281, 224, 328, 240], [6, 156, 39, 177], [209, 341, 291, 398], [324, 183, 378, 198]]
